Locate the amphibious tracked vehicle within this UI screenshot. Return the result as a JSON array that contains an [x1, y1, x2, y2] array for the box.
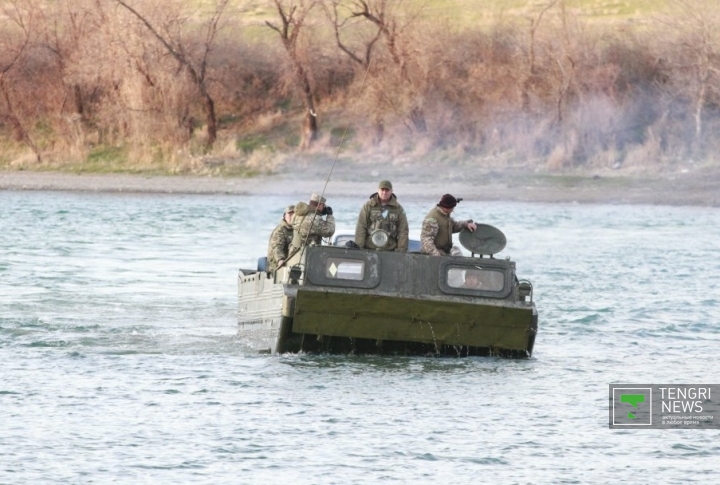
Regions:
[[237, 225, 537, 357]]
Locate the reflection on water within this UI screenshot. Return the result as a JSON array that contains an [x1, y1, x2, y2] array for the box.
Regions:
[[1, 190, 719, 484]]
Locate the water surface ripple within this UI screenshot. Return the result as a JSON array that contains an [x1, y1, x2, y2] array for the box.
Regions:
[[1, 191, 719, 484]]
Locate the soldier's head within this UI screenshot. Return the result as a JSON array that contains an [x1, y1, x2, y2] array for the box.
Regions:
[[464, 271, 481, 289], [377, 180, 393, 203], [283, 205, 295, 224], [437, 194, 458, 214], [309, 193, 326, 212]]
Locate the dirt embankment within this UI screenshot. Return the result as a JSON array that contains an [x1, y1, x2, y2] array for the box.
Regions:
[[1, 164, 719, 207]]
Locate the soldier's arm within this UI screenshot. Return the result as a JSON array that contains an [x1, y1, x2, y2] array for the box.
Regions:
[[396, 209, 409, 252], [451, 217, 473, 233], [420, 218, 442, 256], [319, 215, 335, 238], [354, 205, 368, 248], [269, 227, 286, 262]]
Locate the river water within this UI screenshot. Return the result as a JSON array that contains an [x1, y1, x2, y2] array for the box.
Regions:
[[1, 190, 719, 484]]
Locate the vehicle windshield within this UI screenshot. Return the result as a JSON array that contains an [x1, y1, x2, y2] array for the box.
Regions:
[[332, 233, 421, 252], [325, 257, 365, 281]]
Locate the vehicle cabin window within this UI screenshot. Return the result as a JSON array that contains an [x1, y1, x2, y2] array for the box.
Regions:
[[333, 235, 354, 247], [447, 267, 504, 292], [325, 257, 365, 281]]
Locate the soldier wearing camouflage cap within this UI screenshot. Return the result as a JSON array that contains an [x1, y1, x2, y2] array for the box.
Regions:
[[266, 205, 295, 271], [420, 194, 477, 256], [289, 193, 335, 253], [309, 193, 326, 204], [354, 180, 409, 251]]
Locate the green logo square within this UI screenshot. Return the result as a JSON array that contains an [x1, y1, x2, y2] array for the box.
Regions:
[[613, 388, 652, 426]]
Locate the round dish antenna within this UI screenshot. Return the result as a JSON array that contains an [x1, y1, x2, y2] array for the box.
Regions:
[[458, 224, 507, 255]]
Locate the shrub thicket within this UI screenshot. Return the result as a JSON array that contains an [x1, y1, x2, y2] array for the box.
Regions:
[[1, 0, 719, 173]]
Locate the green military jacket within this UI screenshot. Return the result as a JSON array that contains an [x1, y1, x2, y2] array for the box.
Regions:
[[289, 202, 335, 253], [266, 218, 293, 271], [420, 206, 470, 256], [354, 194, 409, 251]]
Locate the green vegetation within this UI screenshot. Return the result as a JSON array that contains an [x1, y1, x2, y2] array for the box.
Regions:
[[236, 135, 269, 154], [86, 146, 126, 167]]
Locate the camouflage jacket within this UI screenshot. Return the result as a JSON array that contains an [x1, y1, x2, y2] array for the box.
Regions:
[[289, 201, 335, 253], [354, 194, 409, 251], [420, 206, 470, 256], [266, 218, 293, 271]]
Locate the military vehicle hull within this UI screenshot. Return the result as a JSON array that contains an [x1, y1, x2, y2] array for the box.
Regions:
[[238, 245, 537, 357]]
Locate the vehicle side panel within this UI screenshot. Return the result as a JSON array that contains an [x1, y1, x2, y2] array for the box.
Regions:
[[292, 290, 535, 351]]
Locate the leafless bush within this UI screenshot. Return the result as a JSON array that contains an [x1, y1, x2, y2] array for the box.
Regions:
[[651, 0, 720, 161], [211, 38, 284, 124], [1, 0, 43, 162], [2, 0, 720, 173]]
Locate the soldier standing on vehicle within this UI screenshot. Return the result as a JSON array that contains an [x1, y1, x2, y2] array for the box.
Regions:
[[420, 194, 477, 256], [354, 180, 409, 251], [266, 205, 295, 271], [289, 193, 335, 254]]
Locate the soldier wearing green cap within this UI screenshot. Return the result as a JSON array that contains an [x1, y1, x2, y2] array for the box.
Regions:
[[354, 180, 409, 251], [266, 205, 295, 271]]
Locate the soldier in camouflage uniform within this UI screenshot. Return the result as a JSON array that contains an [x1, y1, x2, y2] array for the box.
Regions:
[[266, 205, 295, 271], [420, 194, 477, 256], [354, 180, 409, 251], [289, 193, 335, 254]]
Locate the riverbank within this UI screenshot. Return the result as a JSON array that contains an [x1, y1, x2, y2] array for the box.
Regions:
[[2, 164, 719, 206]]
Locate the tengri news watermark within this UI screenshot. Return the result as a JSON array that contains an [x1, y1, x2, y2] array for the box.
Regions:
[[609, 384, 720, 429]]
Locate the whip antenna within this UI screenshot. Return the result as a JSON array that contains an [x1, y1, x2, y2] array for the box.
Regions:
[[290, 57, 375, 258], [319, 57, 374, 200]]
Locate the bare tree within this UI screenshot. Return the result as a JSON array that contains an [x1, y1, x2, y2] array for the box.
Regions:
[[323, 0, 383, 140], [32, 0, 110, 160], [266, 0, 320, 150], [658, 0, 720, 156], [521, 0, 559, 112], [38, 1, 92, 120], [112, 0, 229, 149], [329, 0, 427, 133], [553, 1, 576, 124], [0, 0, 41, 162], [324, 0, 382, 68]]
